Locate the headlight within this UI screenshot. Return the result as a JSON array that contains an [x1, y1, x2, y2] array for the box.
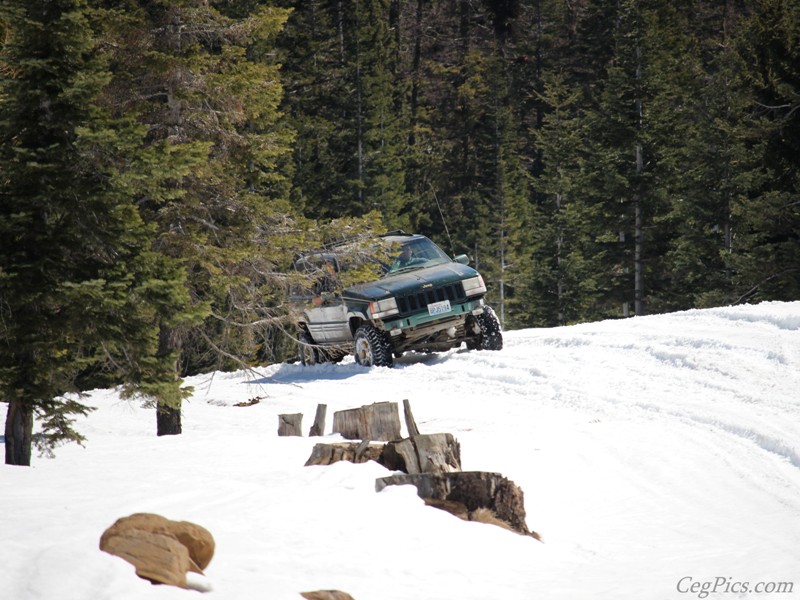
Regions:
[[369, 297, 399, 319], [462, 275, 486, 296]]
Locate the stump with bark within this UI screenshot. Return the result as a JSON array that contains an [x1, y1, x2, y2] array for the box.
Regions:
[[381, 434, 461, 474], [304, 433, 461, 475], [375, 471, 538, 538]]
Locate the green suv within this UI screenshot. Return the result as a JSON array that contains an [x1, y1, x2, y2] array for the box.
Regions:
[[292, 232, 502, 367]]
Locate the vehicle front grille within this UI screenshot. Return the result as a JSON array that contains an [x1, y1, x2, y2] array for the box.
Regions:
[[396, 283, 467, 316]]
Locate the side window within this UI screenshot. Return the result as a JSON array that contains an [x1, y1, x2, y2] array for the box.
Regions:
[[293, 254, 339, 297], [313, 259, 338, 294]]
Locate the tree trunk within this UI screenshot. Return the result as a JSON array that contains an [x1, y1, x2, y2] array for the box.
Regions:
[[4, 399, 33, 466], [408, 0, 423, 146], [633, 40, 645, 317], [156, 325, 182, 437], [157, 404, 182, 437]]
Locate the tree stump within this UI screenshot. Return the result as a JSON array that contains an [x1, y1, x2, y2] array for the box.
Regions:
[[309, 404, 327, 437], [375, 471, 537, 538], [278, 413, 303, 436], [381, 434, 461, 474], [332, 402, 401, 441], [304, 442, 385, 467], [402, 399, 420, 437]]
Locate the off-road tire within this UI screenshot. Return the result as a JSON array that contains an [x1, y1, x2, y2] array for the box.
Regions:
[[354, 325, 394, 367], [298, 330, 319, 366], [470, 306, 503, 351]]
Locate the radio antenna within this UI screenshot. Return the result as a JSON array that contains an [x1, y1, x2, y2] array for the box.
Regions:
[[431, 187, 455, 256]]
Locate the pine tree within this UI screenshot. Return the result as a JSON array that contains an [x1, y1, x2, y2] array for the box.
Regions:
[[0, 0, 189, 463], [276, 0, 410, 227], [651, 0, 746, 310], [101, 0, 295, 435], [575, 0, 674, 318], [526, 71, 607, 325], [727, 0, 800, 303]]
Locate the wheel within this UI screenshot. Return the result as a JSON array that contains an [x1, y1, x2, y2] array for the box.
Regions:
[[468, 306, 503, 351], [354, 325, 394, 367], [298, 330, 319, 366]]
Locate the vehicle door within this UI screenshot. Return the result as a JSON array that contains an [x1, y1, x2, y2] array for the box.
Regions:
[[295, 253, 349, 343]]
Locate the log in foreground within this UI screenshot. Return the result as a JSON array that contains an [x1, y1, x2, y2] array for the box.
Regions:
[[376, 471, 539, 539]]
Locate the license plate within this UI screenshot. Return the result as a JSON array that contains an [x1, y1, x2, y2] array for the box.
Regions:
[[428, 299, 452, 316]]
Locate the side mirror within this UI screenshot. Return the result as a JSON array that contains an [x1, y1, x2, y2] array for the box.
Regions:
[[454, 254, 470, 265]]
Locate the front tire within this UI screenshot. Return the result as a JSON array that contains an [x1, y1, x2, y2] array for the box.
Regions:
[[468, 306, 503, 351], [354, 325, 394, 367]]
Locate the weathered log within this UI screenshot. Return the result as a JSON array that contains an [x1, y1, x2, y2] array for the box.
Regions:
[[332, 402, 401, 442], [375, 471, 538, 538], [304, 442, 385, 467], [402, 399, 420, 437], [309, 404, 327, 437], [381, 433, 461, 474], [278, 413, 303, 437]]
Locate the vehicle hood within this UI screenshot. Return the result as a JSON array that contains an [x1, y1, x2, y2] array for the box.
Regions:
[[344, 262, 479, 301]]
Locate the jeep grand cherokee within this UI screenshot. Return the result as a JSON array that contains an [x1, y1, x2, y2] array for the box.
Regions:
[[292, 232, 502, 367]]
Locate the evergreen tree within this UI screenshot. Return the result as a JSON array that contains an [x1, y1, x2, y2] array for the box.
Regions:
[[526, 71, 606, 325], [102, 0, 295, 434], [276, 0, 410, 226], [652, 1, 746, 310], [728, 0, 800, 302], [0, 0, 189, 463], [575, 0, 671, 318]]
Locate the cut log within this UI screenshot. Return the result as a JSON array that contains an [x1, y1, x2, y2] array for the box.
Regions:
[[375, 471, 538, 538], [382, 434, 461, 474], [309, 404, 327, 437], [278, 413, 303, 437], [304, 442, 385, 467], [402, 399, 420, 437], [332, 402, 401, 442]]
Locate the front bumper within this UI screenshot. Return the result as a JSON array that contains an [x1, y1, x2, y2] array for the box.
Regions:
[[376, 298, 485, 351]]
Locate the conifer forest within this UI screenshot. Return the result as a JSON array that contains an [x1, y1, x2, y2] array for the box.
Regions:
[[1, 1, 798, 463]]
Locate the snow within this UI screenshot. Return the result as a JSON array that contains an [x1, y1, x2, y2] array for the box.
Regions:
[[3, 301, 800, 600]]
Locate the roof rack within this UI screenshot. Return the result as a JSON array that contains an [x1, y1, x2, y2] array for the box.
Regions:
[[381, 229, 411, 237]]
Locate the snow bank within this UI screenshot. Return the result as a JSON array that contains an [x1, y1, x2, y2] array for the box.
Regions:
[[2, 301, 799, 600]]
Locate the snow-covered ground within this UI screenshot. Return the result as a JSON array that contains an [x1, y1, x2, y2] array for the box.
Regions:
[[3, 302, 800, 600]]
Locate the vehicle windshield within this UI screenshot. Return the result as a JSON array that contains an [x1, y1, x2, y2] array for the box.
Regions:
[[384, 237, 452, 276]]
